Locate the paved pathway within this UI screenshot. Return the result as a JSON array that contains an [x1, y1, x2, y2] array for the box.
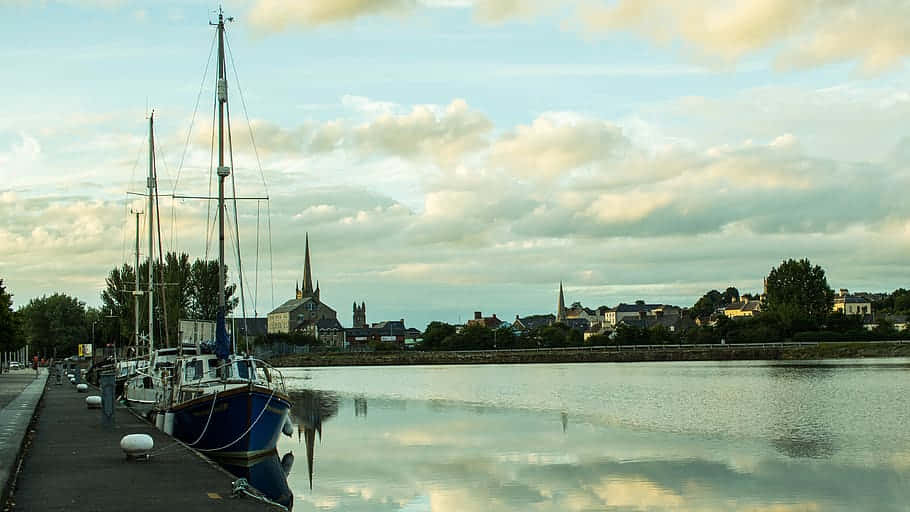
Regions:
[[9, 375, 279, 511], [0, 370, 41, 410]]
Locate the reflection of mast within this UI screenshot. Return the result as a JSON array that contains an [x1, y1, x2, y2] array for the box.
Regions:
[[303, 423, 320, 490], [355, 396, 368, 417], [288, 390, 339, 491], [561, 412, 568, 433]]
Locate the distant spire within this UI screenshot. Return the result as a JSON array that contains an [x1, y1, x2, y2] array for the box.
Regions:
[[302, 232, 314, 295], [557, 281, 567, 323]]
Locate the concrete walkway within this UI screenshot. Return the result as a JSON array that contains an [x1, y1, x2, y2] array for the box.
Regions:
[[0, 369, 47, 507], [8, 375, 280, 511]]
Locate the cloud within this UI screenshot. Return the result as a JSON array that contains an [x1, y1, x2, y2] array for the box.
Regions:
[[242, 0, 910, 71], [353, 99, 492, 168], [574, 0, 910, 72], [246, 0, 416, 31]]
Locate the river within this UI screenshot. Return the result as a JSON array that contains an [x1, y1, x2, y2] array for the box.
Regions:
[[274, 359, 910, 511]]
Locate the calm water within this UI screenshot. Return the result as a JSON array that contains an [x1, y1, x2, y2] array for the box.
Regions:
[[272, 359, 910, 511]]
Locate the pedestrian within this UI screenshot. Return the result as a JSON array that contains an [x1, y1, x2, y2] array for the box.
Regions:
[[32, 355, 39, 377]]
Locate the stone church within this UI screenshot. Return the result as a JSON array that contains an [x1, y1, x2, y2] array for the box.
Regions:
[[267, 234, 340, 343]]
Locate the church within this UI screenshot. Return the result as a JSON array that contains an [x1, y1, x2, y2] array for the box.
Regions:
[[267, 234, 341, 343]]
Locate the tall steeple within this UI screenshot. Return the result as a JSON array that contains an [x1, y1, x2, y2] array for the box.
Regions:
[[556, 281, 567, 323], [302, 232, 314, 296]]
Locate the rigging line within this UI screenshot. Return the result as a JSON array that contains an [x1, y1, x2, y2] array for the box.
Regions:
[[254, 200, 260, 317], [267, 200, 275, 311], [173, 31, 218, 197], [154, 179, 171, 349], [204, 91, 217, 260], [225, 35, 269, 197], [225, 99, 250, 354], [152, 121, 172, 348], [122, 131, 146, 268]]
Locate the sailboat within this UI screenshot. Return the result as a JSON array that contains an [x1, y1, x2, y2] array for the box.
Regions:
[[155, 9, 291, 458]]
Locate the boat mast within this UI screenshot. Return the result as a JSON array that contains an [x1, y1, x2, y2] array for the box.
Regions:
[[215, 9, 230, 353], [147, 112, 156, 357]]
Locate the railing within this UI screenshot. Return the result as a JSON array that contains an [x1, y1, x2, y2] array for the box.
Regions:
[[445, 339, 910, 355]]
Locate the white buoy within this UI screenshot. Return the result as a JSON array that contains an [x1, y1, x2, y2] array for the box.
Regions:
[[282, 417, 294, 437], [86, 396, 102, 409], [76, 383, 88, 393], [120, 434, 154, 459]]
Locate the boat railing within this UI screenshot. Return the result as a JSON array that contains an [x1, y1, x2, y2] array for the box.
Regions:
[[180, 357, 287, 395]]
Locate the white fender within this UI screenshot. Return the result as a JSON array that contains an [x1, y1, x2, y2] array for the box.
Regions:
[[120, 434, 154, 458]]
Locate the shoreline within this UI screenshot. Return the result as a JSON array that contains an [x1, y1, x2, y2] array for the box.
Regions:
[[267, 341, 910, 368]]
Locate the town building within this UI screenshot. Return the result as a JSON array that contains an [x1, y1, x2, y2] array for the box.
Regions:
[[267, 234, 339, 338], [353, 301, 367, 328], [466, 312, 507, 329], [833, 289, 872, 316], [556, 282, 567, 323], [604, 301, 681, 327], [512, 314, 555, 333], [723, 298, 762, 318], [344, 319, 420, 349]]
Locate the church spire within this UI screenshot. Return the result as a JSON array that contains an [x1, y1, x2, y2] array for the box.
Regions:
[[302, 232, 314, 296], [556, 281, 566, 323]]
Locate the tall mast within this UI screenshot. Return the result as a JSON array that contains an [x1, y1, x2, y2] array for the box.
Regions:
[[147, 112, 156, 356], [215, 9, 230, 350]]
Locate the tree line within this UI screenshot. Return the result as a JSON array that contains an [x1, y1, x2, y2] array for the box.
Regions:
[[418, 258, 909, 351], [0, 253, 236, 359]]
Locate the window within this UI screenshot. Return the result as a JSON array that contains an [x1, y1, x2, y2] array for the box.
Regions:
[[236, 361, 251, 380], [207, 359, 220, 378], [185, 360, 203, 381]]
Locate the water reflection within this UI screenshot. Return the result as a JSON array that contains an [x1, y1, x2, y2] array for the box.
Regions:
[[276, 361, 910, 511], [217, 451, 294, 510], [288, 390, 340, 489]]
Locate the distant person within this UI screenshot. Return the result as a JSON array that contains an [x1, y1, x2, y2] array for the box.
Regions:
[[32, 358, 38, 377]]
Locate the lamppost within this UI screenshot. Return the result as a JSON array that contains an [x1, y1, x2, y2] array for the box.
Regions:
[[91, 320, 98, 359]]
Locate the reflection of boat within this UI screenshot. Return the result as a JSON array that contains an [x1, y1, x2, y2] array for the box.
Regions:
[[155, 8, 291, 459], [218, 451, 294, 510], [287, 390, 339, 489]]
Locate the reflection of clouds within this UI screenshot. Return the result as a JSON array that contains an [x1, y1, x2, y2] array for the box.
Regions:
[[589, 477, 684, 509], [279, 395, 910, 512]]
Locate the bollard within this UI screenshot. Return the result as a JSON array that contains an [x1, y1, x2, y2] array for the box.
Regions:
[[100, 371, 115, 427]]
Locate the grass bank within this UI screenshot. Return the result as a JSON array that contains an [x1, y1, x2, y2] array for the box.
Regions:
[[267, 342, 910, 368]]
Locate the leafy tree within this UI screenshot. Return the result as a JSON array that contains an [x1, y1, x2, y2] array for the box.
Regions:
[[421, 322, 456, 351], [19, 293, 87, 358], [0, 279, 24, 357], [101, 263, 137, 346], [763, 258, 834, 333], [188, 259, 238, 321], [691, 290, 724, 319]]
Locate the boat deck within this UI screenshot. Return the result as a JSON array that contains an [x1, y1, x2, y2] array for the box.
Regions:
[[6, 373, 282, 511]]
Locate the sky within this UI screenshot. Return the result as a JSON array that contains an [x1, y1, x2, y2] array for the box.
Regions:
[[2, 0, 910, 330]]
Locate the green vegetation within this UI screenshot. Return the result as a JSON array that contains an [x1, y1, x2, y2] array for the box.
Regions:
[[0, 279, 24, 359], [101, 252, 238, 347]]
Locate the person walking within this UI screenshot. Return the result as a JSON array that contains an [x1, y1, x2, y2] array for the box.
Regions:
[[32, 355, 38, 377]]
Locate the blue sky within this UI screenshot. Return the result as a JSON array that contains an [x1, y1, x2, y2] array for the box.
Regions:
[[2, 1, 909, 329]]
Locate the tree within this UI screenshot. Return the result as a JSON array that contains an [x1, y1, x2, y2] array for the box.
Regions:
[[763, 258, 834, 333], [19, 293, 87, 358], [421, 322, 456, 351], [691, 290, 723, 319], [0, 279, 23, 358], [188, 259, 238, 321]]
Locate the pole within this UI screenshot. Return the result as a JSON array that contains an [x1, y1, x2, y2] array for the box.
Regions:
[[216, 10, 230, 355], [147, 113, 156, 358], [133, 210, 141, 354]]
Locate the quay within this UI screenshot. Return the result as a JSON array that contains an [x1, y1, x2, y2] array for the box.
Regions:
[[1, 369, 282, 511]]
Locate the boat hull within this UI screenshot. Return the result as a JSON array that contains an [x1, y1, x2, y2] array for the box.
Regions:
[[170, 384, 290, 458]]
